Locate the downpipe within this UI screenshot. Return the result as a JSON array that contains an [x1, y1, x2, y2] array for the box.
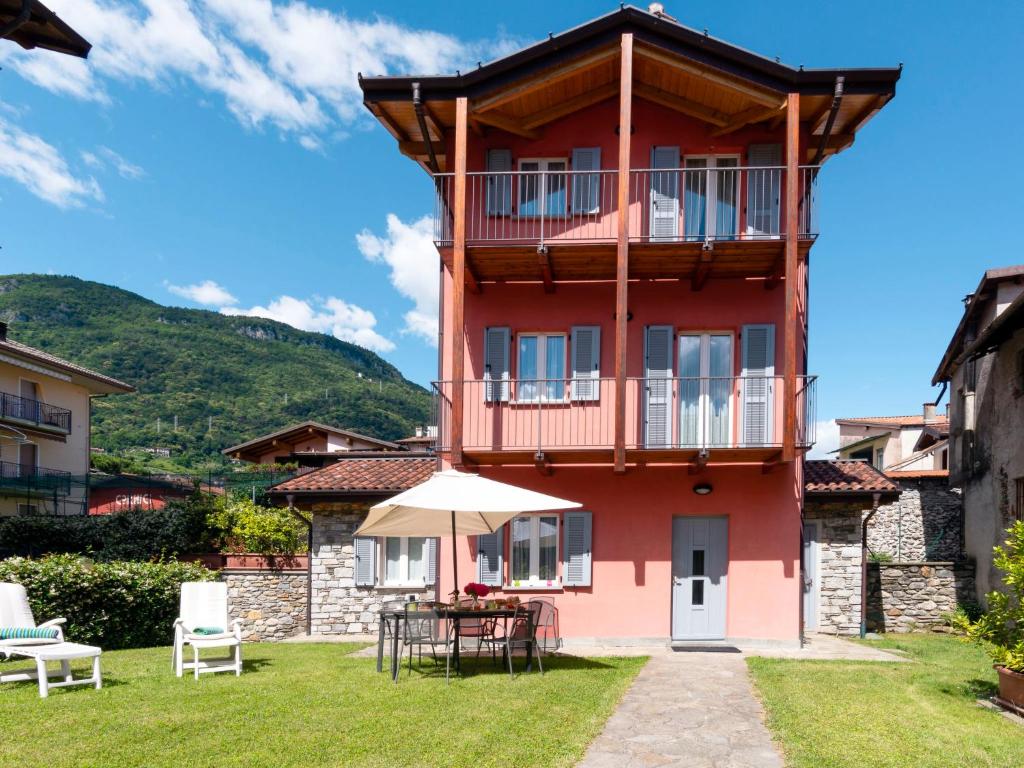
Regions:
[[860, 492, 881, 639]]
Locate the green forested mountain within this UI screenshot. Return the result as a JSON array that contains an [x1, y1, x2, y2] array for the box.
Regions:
[[0, 274, 430, 469]]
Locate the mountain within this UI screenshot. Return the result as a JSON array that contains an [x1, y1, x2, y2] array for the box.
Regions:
[[0, 274, 431, 469]]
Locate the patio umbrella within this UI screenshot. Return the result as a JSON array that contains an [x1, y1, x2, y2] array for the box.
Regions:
[[354, 469, 581, 593]]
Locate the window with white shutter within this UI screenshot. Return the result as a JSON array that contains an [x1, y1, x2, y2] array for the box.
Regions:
[[571, 326, 601, 401], [650, 146, 680, 241], [486, 149, 513, 215], [354, 536, 377, 587], [571, 147, 601, 214], [741, 324, 775, 446], [484, 327, 510, 402], [476, 527, 504, 586], [644, 325, 674, 448], [562, 511, 593, 587]]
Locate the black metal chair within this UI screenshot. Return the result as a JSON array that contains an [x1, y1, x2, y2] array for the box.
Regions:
[[479, 602, 543, 677], [528, 597, 559, 659], [454, 597, 499, 664], [402, 602, 454, 681]]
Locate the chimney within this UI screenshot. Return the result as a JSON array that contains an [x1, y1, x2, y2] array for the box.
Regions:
[[647, 3, 677, 21], [0, 321, 7, 342], [923, 402, 937, 423], [415, 426, 423, 438]]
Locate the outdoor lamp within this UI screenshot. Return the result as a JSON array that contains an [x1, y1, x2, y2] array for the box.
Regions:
[[693, 482, 713, 496]]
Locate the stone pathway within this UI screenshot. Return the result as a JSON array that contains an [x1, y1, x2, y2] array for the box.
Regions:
[[577, 650, 783, 768]]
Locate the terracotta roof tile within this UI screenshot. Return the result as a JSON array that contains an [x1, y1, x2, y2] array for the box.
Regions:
[[804, 460, 900, 495], [271, 457, 435, 494]]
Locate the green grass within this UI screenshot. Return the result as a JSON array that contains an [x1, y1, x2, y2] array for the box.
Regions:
[[0, 643, 644, 768], [748, 634, 1023, 768]]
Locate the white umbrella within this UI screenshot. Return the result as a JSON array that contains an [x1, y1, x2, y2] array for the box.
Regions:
[[355, 469, 581, 593]]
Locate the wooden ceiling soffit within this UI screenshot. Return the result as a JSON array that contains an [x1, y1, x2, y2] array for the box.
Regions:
[[521, 81, 619, 129], [369, 102, 409, 142], [470, 110, 540, 139], [710, 100, 786, 137], [633, 82, 730, 127], [633, 43, 782, 107], [471, 45, 620, 114]]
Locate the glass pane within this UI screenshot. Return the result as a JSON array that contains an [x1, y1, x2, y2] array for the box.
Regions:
[[679, 335, 701, 447], [518, 335, 538, 402], [708, 335, 733, 447], [407, 537, 425, 583], [385, 537, 401, 583], [539, 516, 558, 581], [511, 517, 531, 582], [519, 163, 540, 216], [691, 579, 704, 606], [692, 549, 705, 577], [715, 159, 739, 240], [544, 335, 565, 401], [545, 162, 567, 215]]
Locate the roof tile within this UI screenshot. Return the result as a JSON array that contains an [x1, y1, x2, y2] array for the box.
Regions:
[[805, 460, 899, 495], [271, 457, 435, 493]]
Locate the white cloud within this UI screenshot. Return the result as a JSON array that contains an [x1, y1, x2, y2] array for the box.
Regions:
[[0, 117, 103, 208], [807, 419, 840, 460], [221, 294, 395, 353], [166, 279, 238, 306], [357, 214, 438, 345], [81, 146, 146, 180], [0, 0, 518, 147]]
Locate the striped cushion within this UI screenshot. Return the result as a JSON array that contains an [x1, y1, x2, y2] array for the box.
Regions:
[[0, 627, 59, 641]]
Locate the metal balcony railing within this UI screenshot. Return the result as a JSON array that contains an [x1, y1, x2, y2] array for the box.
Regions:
[[0, 460, 73, 496], [432, 166, 818, 247], [0, 391, 72, 433], [431, 375, 816, 456]]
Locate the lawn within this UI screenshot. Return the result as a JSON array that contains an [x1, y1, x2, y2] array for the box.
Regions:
[[0, 644, 644, 768], [748, 634, 1023, 768]]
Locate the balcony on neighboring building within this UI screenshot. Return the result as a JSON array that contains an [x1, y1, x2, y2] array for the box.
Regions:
[[432, 166, 818, 284], [0, 460, 73, 497], [0, 391, 72, 435], [432, 375, 816, 467]]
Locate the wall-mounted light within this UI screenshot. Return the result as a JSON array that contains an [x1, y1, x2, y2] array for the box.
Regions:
[[693, 482, 713, 496]]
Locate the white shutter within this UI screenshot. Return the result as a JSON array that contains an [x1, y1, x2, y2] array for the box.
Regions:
[[354, 536, 377, 587], [747, 144, 782, 237], [562, 511, 593, 587], [571, 147, 601, 214], [644, 325, 675, 448], [476, 528, 504, 586], [650, 146, 680, 241], [570, 325, 601, 401], [424, 538, 438, 586], [483, 327, 510, 402], [486, 149, 513, 215], [741, 324, 775, 446]]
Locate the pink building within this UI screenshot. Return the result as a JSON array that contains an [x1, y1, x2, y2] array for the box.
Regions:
[[360, 6, 899, 645]]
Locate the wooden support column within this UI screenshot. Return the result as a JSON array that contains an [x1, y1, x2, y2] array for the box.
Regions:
[[782, 92, 800, 463], [451, 96, 468, 468], [613, 33, 633, 474]]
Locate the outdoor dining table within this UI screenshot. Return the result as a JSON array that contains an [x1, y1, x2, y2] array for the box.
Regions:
[[376, 605, 535, 682]]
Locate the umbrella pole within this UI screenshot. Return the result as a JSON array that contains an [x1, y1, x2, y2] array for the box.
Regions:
[[451, 510, 458, 597]]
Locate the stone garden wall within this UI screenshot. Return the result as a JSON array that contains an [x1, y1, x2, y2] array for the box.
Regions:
[[803, 500, 863, 635], [866, 562, 975, 633], [867, 478, 963, 562], [224, 568, 309, 642]]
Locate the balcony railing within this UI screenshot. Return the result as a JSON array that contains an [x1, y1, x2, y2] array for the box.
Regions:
[[0, 391, 72, 433], [432, 375, 816, 457], [433, 167, 818, 247], [0, 460, 73, 496]]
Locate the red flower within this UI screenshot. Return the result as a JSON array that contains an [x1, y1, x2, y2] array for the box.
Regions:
[[464, 582, 490, 598]]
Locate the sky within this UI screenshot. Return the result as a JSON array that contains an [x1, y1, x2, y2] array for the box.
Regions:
[[1, 0, 1022, 456]]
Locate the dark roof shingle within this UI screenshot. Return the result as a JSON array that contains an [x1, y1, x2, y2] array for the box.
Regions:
[[270, 457, 435, 494], [805, 460, 899, 495]]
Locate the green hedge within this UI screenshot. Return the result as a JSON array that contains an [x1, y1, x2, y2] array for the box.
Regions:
[[0, 555, 215, 649]]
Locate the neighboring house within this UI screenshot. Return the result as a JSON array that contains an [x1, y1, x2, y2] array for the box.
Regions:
[[0, 0, 90, 56], [359, 5, 900, 646], [933, 265, 1024, 599], [394, 426, 436, 453], [0, 323, 134, 516], [222, 421, 402, 468], [88, 473, 192, 515], [836, 406, 949, 472]]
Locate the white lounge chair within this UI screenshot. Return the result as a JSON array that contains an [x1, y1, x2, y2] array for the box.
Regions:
[[0, 583, 65, 646], [172, 582, 242, 679]]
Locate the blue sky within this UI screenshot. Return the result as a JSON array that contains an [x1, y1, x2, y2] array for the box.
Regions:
[[1, 1, 1022, 454]]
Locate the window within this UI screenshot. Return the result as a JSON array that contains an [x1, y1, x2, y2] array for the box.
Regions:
[[508, 514, 560, 588], [17, 503, 38, 516], [1015, 478, 1024, 524], [517, 333, 566, 402], [679, 332, 733, 447], [518, 159, 567, 216], [382, 536, 428, 586], [874, 447, 886, 470]]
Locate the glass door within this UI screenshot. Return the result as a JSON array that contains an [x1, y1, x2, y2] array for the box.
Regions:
[[684, 156, 739, 241], [679, 333, 733, 448]]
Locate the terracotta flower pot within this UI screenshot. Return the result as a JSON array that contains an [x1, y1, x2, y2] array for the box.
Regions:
[[997, 666, 1024, 709]]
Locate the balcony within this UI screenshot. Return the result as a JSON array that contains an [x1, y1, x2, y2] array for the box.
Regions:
[[0, 391, 72, 435], [0, 461, 73, 497], [432, 167, 818, 283], [432, 375, 816, 466]]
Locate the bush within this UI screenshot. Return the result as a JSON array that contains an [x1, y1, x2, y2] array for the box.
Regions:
[[868, 550, 894, 564], [206, 497, 308, 555], [955, 520, 1024, 672], [0, 554, 215, 649]]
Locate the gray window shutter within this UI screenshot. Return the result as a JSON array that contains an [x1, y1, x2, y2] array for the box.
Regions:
[[747, 144, 782, 236], [650, 146, 680, 241], [644, 325, 674, 448], [424, 537, 438, 586], [570, 325, 601, 401], [562, 511, 593, 587], [741, 324, 776, 446], [571, 147, 601, 214], [486, 149, 513, 215], [484, 327, 510, 402], [354, 536, 377, 587], [476, 527, 504, 586]]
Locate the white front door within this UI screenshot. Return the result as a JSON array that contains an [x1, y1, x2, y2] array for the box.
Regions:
[[672, 517, 728, 640]]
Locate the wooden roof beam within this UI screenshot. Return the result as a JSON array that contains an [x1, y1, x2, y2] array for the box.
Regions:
[[472, 46, 619, 113], [710, 100, 786, 137], [522, 81, 618, 130], [538, 246, 555, 293], [692, 247, 713, 291], [470, 110, 540, 139], [634, 82, 730, 127], [634, 43, 782, 107]]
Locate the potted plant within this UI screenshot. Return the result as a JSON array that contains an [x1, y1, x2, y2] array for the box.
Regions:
[[463, 582, 490, 608], [956, 521, 1024, 709]]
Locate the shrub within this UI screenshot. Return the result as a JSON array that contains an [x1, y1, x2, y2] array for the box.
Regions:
[[868, 550, 894, 564], [955, 520, 1024, 672], [0, 554, 215, 649], [206, 497, 308, 554]]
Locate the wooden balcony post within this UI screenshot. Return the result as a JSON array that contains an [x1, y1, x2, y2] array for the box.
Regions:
[[614, 33, 633, 474], [783, 92, 800, 463], [452, 96, 468, 467]]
